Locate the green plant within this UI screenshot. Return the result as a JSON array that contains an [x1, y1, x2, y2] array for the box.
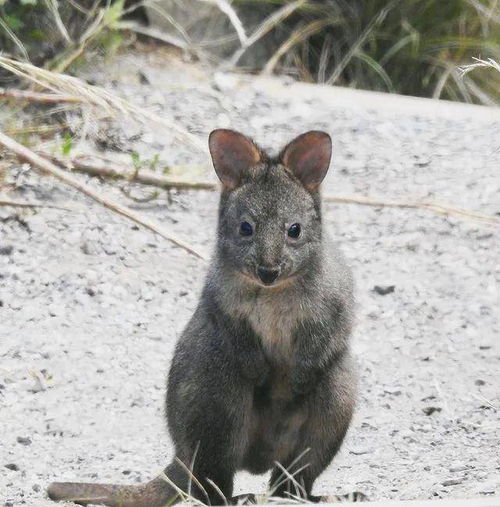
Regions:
[[1, 0, 498, 104], [61, 132, 72, 156], [130, 151, 163, 173]]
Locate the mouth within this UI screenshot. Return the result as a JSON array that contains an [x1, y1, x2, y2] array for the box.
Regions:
[[239, 271, 294, 290]]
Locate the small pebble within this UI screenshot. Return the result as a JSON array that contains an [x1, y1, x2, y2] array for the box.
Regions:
[[4, 464, 19, 471], [449, 463, 467, 473], [349, 446, 373, 455], [423, 406, 442, 416], [442, 478, 463, 487], [479, 488, 495, 495], [373, 285, 395, 295], [16, 436, 31, 446], [0, 245, 13, 255], [48, 304, 62, 317], [384, 387, 402, 396]]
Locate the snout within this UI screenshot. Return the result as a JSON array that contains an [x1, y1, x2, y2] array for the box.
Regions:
[[257, 265, 281, 285]]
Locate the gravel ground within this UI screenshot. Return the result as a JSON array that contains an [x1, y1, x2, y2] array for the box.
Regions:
[[1, 47, 499, 506]]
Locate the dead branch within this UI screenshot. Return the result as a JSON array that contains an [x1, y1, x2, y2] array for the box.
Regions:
[[48, 153, 499, 226], [10, 145, 497, 227], [0, 131, 206, 260], [324, 195, 500, 225], [0, 87, 84, 104], [44, 154, 218, 191]]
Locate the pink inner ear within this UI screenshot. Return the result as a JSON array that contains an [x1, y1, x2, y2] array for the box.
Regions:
[[209, 129, 262, 188], [281, 131, 332, 191]]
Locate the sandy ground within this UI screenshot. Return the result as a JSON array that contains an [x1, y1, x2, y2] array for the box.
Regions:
[[1, 48, 500, 506]]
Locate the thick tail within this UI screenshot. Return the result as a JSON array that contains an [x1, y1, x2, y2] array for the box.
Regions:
[[47, 474, 179, 507]]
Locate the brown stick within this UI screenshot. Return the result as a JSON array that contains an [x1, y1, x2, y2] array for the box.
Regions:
[[0, 131, 206, 260], [48, 153, 499, 226], [45, 154, 218, 192], [0, 87, 84, 104], [324, 195, 500, 225]]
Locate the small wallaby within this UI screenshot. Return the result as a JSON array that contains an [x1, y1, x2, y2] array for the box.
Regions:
[[48, 129, 359, 506]]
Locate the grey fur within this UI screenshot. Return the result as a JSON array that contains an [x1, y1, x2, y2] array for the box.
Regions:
[[166, 131, 357, 503], [47, 130, 357, 506]]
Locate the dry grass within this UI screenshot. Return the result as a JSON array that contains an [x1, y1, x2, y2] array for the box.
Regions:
[[226, 0, 307, 68], [191, 0, 500, 104], [156, 450, 315, 505], [1, 1, 498, 103], [248, 0, 500, 104], [0, 56, 204, 151], [460, 56, 500, 74]]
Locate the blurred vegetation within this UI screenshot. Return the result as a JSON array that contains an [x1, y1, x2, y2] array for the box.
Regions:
[[0, 0, 127, 73], [233, 0, 500, 104], [0, 0, 499, 104]]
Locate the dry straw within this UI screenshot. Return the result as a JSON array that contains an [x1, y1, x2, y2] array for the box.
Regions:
[[0, 56, 205, 152]]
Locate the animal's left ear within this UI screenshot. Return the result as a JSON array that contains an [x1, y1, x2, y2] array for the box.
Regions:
[[280, 131, 332, 191]]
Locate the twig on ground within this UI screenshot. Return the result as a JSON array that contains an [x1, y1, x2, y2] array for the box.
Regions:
[[0, 197, 72, 211], [43, 154, 218, 191], [44, 154, 499, 226], [324, 195, 500, 225], [0, 87, 84, 104], [0, 131, 206, 260], [119, 186, 160, 203]]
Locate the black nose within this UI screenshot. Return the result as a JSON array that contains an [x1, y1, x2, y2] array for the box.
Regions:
[[257, 266, 280, 285]]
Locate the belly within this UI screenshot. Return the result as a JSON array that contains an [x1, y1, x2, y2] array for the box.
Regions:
[[241, 369, 308, 474]]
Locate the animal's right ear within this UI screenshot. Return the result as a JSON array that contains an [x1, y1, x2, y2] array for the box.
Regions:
[[209, 129, 262, 189]]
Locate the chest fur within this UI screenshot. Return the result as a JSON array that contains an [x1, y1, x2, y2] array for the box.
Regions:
[[244, 293, 300, 362]]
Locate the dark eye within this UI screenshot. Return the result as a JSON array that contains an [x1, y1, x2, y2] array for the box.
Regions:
[[240, 221, 253, 236], [288, 223, 301, 238]]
